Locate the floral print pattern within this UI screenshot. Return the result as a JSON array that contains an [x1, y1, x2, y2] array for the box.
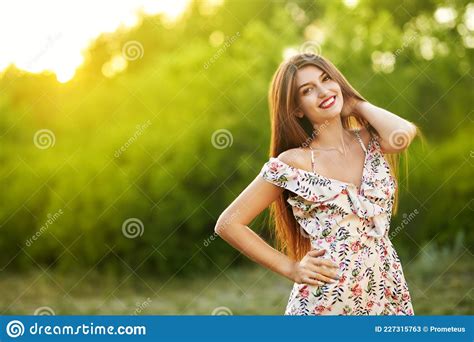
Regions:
[[259, 130, 414, 315]]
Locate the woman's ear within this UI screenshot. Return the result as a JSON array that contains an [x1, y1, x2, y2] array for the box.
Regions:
[[294, 108, 304, 118]]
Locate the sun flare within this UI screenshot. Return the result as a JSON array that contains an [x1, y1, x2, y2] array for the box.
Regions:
[[0, 0, 191, 83]]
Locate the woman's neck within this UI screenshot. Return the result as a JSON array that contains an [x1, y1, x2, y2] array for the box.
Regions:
[[310, 116, 350, 153]]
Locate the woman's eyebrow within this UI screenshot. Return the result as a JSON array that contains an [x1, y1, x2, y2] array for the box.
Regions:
[[297, 72, 327, 90]]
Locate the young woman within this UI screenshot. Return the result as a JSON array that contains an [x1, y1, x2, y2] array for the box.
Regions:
[[215, 53, 418, 315]]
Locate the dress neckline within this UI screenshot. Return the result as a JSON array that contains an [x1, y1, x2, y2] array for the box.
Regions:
[[272, 131, 373, 192]]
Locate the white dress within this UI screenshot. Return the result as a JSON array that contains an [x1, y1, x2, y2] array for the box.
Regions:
[[259, 130, 414, 315]]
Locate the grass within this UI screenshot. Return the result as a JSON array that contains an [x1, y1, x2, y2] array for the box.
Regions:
[[1, 245, 472, 315]]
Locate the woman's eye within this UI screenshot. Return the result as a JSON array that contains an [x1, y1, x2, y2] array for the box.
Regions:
[[303, 87, 313, 95], [323, 75, 331, 81]]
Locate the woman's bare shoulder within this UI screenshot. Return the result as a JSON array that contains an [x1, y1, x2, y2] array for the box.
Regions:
[[276, 147, 308, 170]]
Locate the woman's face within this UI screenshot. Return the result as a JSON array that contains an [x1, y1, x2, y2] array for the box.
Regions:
[[294, 65, 343, 124]]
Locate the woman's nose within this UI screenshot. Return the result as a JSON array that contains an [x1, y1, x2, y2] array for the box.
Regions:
[[316, 84, 330, 97], [318, 89, 330, 99]]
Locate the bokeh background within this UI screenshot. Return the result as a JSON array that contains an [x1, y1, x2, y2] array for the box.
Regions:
[[0, 0, 472, 315]]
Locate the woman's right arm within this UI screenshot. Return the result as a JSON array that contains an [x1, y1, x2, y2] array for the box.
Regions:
[[214, 173, 340, 285]]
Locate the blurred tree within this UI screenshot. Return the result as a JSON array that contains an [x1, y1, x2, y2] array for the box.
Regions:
[[0, 0, 472, 275]]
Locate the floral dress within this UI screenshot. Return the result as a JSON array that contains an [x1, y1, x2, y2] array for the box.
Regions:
[[259, 130, 414, 315]]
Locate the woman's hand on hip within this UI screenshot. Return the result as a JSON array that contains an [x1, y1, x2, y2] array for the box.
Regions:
[[290, 249, 340, 286]]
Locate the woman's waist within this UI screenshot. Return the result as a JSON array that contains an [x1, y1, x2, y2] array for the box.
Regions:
[[309, 235, 396, 265], [310, 234, 392, 249], [298, 214, 390, 240]]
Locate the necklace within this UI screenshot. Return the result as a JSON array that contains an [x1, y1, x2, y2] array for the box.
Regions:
[[309, 131, 351, 156]]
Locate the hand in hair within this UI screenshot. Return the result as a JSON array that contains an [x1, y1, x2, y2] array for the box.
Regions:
[[341, 96, 364, 118]]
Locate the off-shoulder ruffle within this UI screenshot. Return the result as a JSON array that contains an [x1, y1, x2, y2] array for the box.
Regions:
[[259, 130, 395, 238]]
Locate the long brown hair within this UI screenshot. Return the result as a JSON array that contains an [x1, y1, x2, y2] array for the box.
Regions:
[[267, 53, 409, 262]]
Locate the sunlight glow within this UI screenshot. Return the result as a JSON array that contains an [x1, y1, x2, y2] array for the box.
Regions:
[[344, 0, 359, 9], [434, 7, 457, 27], [0, 0, 191, 83]]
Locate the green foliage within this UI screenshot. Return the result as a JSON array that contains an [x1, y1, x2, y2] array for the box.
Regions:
[[0, 0, 472, 277]]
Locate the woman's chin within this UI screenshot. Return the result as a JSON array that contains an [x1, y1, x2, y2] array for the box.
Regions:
[[317, 107, 342, 120]]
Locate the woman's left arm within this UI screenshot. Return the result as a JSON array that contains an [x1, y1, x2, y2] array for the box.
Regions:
[[355, 101, 418, 153]]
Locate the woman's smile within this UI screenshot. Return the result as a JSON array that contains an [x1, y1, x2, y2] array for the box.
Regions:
[[319, 95, 336, 109]]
